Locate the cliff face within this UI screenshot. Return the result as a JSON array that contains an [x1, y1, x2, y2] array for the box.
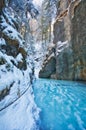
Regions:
[[39, 0, 86, 81], [39, 44, 56, 78], [71, 0, 86, 81], [0, 6, 28, 107], [54, 0, 86, 81], [0, 1, 39, 130]]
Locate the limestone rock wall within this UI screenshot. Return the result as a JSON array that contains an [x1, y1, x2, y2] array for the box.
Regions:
[[39, 45, 56, 78], [71, 0, 86, 80], [54, 0, 86, 81], [39, 0, 86, 81]]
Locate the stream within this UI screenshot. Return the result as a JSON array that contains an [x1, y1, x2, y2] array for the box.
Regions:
[[33, 79, 86, 130]]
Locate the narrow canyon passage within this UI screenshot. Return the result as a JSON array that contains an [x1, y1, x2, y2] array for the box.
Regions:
[[0, 0, 86, 130]]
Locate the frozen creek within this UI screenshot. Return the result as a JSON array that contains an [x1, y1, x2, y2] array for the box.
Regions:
[[34, 79, 86, 130]]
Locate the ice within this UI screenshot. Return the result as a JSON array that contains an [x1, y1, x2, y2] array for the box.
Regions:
[[68, 124, 76, 130]]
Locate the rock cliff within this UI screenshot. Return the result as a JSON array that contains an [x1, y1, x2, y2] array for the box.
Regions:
[[0, 1, 39, 130], [0, 3, 28, 109], [39, 0, 86, 81]]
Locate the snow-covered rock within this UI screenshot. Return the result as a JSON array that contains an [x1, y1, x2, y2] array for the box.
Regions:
[[0, 4, 40, 130]]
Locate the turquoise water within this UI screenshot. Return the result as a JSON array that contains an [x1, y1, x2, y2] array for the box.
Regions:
[[33, 79, 86, 130]]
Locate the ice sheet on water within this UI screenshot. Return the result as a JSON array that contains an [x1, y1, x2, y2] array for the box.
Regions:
[[34, 79, 86, 130]]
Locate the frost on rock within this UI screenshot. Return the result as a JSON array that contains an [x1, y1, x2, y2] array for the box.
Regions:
[[0, 6, 40, 130], [0, 38, 6, 45], [56, 41, 69, 56], [0, 9, 24, 47], [16, 53, 23, 62]]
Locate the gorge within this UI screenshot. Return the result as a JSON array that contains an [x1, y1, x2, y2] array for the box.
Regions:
[[0, 0, 86, 130]]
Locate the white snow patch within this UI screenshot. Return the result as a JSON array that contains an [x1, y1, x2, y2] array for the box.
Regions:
[[1, 15, 23, 46], [16, 53, 23, 62], [56, 41, 69, 55], [0, 38, 6, 45], [33, 0, 43, 6], [0, 88, 40, 130]]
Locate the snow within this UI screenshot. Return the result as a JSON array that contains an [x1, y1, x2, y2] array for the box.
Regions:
[[33, 0, 43, 6], [0, 70, 14, 91], [1, 23, 22, 45], [0, 22, 40, 130], [0, 52, 32, 110], [0, 51, 17, 65], [16, 53, 23, 62], [56, 41, 69, 55], [0, 46, 40, 130], [57, 41, 68, 49], [0, 88, 40, 130], [0, 14, 23, 46], [3, 8, 16, 27], [0, 5, 40, 130], [0, 38, 6, 45]]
